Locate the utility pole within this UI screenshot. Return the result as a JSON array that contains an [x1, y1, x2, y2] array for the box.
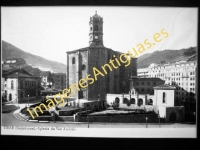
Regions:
[[17, 69, 19, 108]]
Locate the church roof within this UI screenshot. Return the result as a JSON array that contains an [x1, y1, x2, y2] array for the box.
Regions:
[[66, 46, 115, 53], [153, 84, 176, 90]]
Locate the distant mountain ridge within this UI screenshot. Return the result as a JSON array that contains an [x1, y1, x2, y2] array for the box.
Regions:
[[137, 47, 197, 68], [2, 40, 196, 72], [2, 40, 66, 73]]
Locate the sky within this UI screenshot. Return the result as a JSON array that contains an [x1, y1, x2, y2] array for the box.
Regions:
[[1, 6, 198, 64]]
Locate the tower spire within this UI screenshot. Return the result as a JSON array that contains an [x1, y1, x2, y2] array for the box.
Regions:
[[89, 12, 104, 47]]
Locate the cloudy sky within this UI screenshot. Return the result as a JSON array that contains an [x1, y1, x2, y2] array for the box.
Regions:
[[1, 6, 198, 64]]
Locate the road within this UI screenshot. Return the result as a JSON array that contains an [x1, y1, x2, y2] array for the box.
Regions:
[[2, 110, 196, 128]]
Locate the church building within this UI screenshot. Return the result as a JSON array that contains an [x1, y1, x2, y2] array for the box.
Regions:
[[66, 12, 137, 101]]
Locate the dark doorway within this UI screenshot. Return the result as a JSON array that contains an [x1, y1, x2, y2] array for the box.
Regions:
[[130, 98, 135, 104], [9, 93, 12, 101], [123, 98, 128, 104], [138, 98, 143, 106], [115, 97, 120, 104], [79, 91, 83, 99], [148, 99, 153, 105]]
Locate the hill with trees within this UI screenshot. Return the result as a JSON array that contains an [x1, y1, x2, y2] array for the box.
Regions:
[[137, 47, 196, 68]]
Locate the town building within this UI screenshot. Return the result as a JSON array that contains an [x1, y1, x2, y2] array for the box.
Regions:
[[106, 84, 185, 122], [51, 73, 66, 90], [2, 58, 27, 70], [66, 11, 137, 101], [129, 77, 165, 95], [137, 68, 148, 78], [2, 68, 41, 103], [137, 60, 197, 114], [40, 71, 52, 90], [138, 61, 196, 100]]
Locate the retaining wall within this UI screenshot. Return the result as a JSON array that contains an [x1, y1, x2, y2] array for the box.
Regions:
[[75, 113, 159, 123]]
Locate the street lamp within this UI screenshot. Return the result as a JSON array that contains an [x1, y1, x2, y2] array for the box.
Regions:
[[183, 99, 186, 121], [146, 117, 148, 128], [158, 110, 161, 128], [86, 104, 89, 128], [28, 94, 29, 107]]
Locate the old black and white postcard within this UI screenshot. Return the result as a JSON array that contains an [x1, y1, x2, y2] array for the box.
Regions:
[[1, 6, 197, 138]]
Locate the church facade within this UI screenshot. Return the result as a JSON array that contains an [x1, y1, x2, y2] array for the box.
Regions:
[[66, 12, 137, 101]]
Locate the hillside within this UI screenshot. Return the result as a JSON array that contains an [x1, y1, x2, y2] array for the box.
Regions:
[[2, 40, 66, 73], [137, 47, 197, 68]]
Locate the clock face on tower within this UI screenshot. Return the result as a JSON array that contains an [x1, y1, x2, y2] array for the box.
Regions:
[[95, 35, 98, 39]]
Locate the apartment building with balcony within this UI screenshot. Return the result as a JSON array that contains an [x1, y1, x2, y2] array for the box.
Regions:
[[137, 60, 197, 110]]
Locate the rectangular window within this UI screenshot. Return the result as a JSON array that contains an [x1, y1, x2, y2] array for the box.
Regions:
[[148, 82, 150, 85], [163, 92, 166, 103], [142, 82, 144, 85]]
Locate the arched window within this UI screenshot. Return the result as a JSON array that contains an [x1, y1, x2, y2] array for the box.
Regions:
[[82, 64, 86, 70], [115, 97, 120, 104], [72, 57, 75, 64], [123, 98, 128, 104], [163, 92, 166, 103], [138, 98, 143, 106], [130, 98, 135, 104], [11, 80, 14, 89], [148, 99, 153, 105]]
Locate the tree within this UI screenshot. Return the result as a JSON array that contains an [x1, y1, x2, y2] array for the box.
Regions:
[[183, 47, 196, 56], [159, 60, 166, 64]]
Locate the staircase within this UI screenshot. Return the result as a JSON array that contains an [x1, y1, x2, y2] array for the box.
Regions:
[[13, 112, 29, 121]]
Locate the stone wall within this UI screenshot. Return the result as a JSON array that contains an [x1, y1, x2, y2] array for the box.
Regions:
[[166, 106, 185, 122], [18, 96, 41, 103], [67, 47, 137, 101], [75, 113, 159, 123]]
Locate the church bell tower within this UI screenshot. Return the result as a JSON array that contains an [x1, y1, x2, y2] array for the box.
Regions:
[[89, 11, 104, 47]]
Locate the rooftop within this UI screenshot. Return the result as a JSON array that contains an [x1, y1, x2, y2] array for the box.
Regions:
[[153, 84, 176, 90], [91, 11, 103, 20], [130, 77, 164, 81], [40, 71, 51, 76], [2, 68, 36, 78]]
